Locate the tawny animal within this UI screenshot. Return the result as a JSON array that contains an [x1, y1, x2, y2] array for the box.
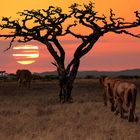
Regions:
[[112, 80, 138, 122], [100, 76, 138, 122], [99, 76, 118, 111], [16, 69, 32, 88]]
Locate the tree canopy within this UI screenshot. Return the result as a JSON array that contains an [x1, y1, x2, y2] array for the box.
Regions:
[[0, 2, 140, 102]]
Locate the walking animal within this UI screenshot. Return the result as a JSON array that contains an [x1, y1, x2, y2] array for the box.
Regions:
[[16, 69, 32, 88], [112, 80, 138, 122], [99, 76, 118, 111], [100, 76, 138, 122]]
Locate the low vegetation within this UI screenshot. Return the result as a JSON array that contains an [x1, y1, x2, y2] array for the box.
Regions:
[[0, 78, 139, 140]]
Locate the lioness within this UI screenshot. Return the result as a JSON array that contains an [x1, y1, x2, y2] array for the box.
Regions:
[[99, 76, 118, 111], [113, 80, 138, 122]]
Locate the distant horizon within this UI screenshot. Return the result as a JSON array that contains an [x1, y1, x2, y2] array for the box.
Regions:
[[2, 68, 140, 74], [32, 68, 140, 73]]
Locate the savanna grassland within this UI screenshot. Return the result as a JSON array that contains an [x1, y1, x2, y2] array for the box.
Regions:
[[0, 78, 140, 140]]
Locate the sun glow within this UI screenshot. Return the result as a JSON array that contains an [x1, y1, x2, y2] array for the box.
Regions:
[[13, 53, 39, 58], [13, 45, 38, 50], [12, 45, 39, 65], [17, 60, 36, 65]]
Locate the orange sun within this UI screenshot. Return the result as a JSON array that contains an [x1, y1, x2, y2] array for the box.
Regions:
[[13, 45, 39, 65]]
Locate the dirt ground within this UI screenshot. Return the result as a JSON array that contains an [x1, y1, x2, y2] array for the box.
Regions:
[[0, 78, 140, 140]]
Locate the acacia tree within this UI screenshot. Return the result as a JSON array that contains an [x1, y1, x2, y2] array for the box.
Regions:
[[0, 2, 140, 103]]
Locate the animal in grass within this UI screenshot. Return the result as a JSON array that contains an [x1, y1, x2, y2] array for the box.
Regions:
[[99, 76, 119, 111], [16, 69, 32, 88], [112, 80, 138, 122]]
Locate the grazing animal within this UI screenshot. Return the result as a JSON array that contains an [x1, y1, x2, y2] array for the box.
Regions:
[[16, 69, 32, 88], [99, 76, 118, 111], [113, 80, 138, 122]]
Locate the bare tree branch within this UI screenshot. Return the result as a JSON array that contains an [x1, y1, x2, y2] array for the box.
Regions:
[[3, 36, 16, 52], [52, 37, 65, 64], [0, 2, 140, 102], [65, 21, 89, 41], [134, 11, 140, 23], [69, 2, 140, 38], [110, 29, 140, 38]]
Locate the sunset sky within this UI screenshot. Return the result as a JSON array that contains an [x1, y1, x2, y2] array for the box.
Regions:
[[0, 0, 140, 73]]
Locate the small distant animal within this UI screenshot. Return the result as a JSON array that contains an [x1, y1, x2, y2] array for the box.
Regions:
[[16, 69, 32, 88]]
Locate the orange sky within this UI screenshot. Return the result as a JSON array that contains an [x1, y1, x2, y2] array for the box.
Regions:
[[0, 0, 140, 73]]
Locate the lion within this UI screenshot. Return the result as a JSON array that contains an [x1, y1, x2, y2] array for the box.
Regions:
[[99, 76, 119, 111], [113, 80, 138, 122], [100, 76, 138, 122], [16, 69, 32, 88]]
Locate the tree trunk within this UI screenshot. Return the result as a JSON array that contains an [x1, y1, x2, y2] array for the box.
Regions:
[[59, 78, 73, 103], [58, 60, 80, 103]]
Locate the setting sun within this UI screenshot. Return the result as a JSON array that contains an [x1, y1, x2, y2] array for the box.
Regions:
[[12, 45, 39, 65]]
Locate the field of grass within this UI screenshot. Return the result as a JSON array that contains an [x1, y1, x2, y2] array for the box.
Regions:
[[0, 78, 140, 140]]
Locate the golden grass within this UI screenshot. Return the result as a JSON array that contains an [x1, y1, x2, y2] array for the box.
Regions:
[[0, 79, 140, 140]]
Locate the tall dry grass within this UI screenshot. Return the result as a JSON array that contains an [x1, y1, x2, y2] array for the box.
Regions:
[[0, 79, 139, 140]]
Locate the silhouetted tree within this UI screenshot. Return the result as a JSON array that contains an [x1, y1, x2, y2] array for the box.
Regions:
[[0, 2, 140, 103]]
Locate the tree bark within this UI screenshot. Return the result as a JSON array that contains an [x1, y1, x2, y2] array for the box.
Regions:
[[58, 60, 80, 103]]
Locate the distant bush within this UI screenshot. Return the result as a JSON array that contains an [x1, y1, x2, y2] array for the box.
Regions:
[[117, 75, 140, 79], [85, 75, 96, 79], [43, 75, 58, 80], [0, 76, 7, 80], [7, 73, 17, 81], [32, 74, 43, 80]]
